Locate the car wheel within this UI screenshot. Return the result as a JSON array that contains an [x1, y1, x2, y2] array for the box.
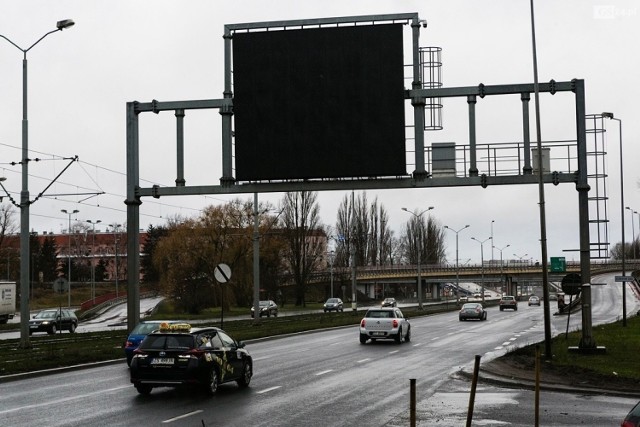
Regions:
[[483, 312, 487, 320], [49, 324, 57, 335], [395, 328, 402, 344], [126, 356, 132, 367], [135, 384, 152, 395], [324, 309, 327, 313], [359, 334, 368, 344], [237, 363, 252, 388], [405, 327, 411, 342], [500, 307, 503, 311], [515, 307, 518, 311], [69, 323, 76, 333], [204, 368, 219, 395], [274, 311, 278, 317]]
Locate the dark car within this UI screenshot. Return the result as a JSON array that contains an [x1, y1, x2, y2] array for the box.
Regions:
[[381, 298, 397, 307], [124, 320, 184, 366], [29, 308, 78, 335], [323, 298, 344, 312], [250, 300, 278, 317], [459, 303, 487, 321], [622, 400, 640, 427], [130, 323, 252, 395]]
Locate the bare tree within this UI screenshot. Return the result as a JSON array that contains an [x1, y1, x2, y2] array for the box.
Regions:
[[0, 206, 19, 280], [401, 214, 446, 265], [280, 191, 326, 306]]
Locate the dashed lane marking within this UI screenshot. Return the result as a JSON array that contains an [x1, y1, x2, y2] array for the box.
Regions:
[[162, 410, 204, 424]]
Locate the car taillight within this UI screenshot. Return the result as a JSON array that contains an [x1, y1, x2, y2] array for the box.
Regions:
[[125, 341, 134, 348], [621, 421, 634, 427], [360, 319, 366, 327], [185, 348, 205, 358], [392, 319, 398, 328]]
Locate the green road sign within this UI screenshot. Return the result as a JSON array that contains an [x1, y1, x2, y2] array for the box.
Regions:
[[550, 257, 566, 273]]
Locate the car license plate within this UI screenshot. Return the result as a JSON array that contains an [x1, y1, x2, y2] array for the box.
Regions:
[[151, 358, 174, 365], [372, 332, 385, 336]]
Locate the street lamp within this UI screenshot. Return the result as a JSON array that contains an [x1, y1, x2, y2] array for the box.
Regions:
[[471, 236, 491, 302], [444, 224, 470, 304], [86, 219, 101, 304], [490, 220, 495, 265], [61, 209, 79, 308], [603, 112, 627, 327], [401, 206, 434, 309], [329, 250, 335, 298], [493, 244, 511, 295], [626, 207, 637, 260], [1, 19, 75, 347]]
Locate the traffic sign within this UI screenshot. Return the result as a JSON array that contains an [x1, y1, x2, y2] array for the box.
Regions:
[[615, 276, 634, 282], [561, 273, 582, 295], [53, 278, 68, 294], [214, 263, 232, 283], [550, 257, 566, 273]]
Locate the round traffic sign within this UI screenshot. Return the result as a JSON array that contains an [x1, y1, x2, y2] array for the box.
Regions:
[[214, 263, 232, 283], [561, 273, 582, 295], [53, 277, 69, 294]]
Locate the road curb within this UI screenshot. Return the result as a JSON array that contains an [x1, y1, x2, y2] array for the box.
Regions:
[[456, 366, 640, 399], [0, 358, 126, 384]]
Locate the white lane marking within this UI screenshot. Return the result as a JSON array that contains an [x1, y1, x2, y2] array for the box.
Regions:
[[388, 350, 399, 355], [315, 369, 333, 376], [257, 386, 281, 394], [162, 410, 204, 424], [431, 336, 440, 341], [509, 338, 517, 341], [413, 343, 423, 347], [357, 358, 370, 363], [501, 341, 511, 346], [0, 385, 130, 415]]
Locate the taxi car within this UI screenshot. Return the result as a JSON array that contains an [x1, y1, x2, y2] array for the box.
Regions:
[[29, 308, 78, 335], [124, 320, 184, 366], [129, 323, 253, 395]]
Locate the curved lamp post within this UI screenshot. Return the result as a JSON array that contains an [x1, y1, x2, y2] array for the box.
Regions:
[[401, 206, 434, 309], [603, 112, 627, 326], [1, 19, 75, 348], [444, 225, 470, 304]]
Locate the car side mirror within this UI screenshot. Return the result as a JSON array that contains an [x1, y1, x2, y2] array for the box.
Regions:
[[237, 341, 246, 349]]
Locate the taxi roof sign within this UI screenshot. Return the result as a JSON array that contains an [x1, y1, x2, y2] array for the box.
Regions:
[[159, 322, 192, 332]]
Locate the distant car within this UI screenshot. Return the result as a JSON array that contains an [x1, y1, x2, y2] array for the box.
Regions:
[[381, 297, 397, 307], [473, 293, 482, 299], [250, 300, 278, 317], [359, 307, 410, 344], [29, 308, 78, 335], [323, 298, 344, 312], [459, 296, 469, 303], [499, 295, 518, 311], [459, 303, 487, 321], [622, 400, 640, 427], [130, 323, 252, 395], [484, 292, 491, 298], [124, 320, 184, 366], [528, 296, 541, 306]]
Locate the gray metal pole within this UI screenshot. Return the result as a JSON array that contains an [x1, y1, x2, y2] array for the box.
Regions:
[[252, 193, 260, 323], [19, 55, 31, 347], [529, 0, 553, 358], [126, 100, 141, 333], [67, 214, 71, 307]]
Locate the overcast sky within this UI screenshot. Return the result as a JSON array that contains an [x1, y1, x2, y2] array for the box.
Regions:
[[1, 0, 638, 265]]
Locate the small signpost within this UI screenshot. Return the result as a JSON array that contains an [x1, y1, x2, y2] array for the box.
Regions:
[[615, 276, 634, 282], [214, 263, 231, 329]]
